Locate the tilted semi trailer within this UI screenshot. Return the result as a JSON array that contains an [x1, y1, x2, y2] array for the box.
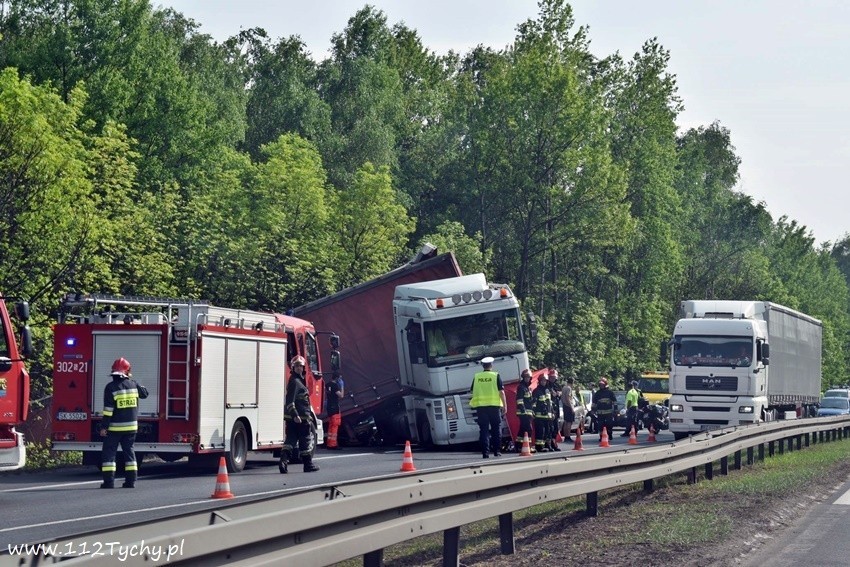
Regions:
[[293, 249, 536, 447]]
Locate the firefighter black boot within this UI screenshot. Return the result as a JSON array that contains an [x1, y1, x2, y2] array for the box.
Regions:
[[302, 455, 320, 473], [100, 473, 115, 489], [278, 449, 290, 474], [122, 470, 137, 488]]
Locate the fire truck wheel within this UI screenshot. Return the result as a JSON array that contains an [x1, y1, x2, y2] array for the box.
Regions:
[[226, 420, 249, 473]]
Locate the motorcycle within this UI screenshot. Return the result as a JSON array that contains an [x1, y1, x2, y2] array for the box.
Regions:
[[639, 398, 669, 432]]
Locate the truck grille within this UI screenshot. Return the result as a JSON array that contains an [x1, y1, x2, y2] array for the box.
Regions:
[[686, 375, 738, 391], [460, 395, 477, 425], [694, 419, 728, 425], [692, 406, 731, 412]]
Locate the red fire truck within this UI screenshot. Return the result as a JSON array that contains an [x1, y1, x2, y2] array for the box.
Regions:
[[0, 294, 33, 471], [51, 294, 329, 472]]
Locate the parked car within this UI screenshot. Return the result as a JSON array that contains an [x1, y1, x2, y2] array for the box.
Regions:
[[817, 397, 850, 417], [579, 389, 593, 431], [823, 388, 850, 400], [613, 390, 629, 429], [562, 392, 587, 433]]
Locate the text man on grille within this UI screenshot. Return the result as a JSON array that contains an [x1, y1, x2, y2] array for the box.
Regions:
[[100, 357, 148, 488]]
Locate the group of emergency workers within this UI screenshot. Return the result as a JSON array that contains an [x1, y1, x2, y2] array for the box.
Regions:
[[514, 367, 583, 453], [98, 351, 639, 486]]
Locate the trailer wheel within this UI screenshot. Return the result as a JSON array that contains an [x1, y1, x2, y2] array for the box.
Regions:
[[226, 421, 249, 473]]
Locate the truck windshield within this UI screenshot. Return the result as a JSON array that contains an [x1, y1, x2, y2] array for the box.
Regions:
[[673, 336, 753, 368], [424, 308, 524, 367], [637, 377, 668, 393], [820, 398, 849, 410]]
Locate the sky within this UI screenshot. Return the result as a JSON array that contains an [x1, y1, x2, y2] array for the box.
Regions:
[[159, 0, 850, 246]]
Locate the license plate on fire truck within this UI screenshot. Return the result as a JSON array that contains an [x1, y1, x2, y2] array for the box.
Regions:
[[57, 412, 87, 421]]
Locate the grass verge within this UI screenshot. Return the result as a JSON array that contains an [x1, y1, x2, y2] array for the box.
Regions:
[[333, 437, 850, 566]]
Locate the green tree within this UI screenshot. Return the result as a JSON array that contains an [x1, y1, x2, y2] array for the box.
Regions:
[[317, 6, 405, 188], [240, 133, 336, 310], [332, 162, 415, 287], [241, 33, 331, 159], [418, 221, 489, 275]]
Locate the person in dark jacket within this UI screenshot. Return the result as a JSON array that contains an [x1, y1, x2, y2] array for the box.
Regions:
[[547, 368, 562, 451], [280, 356, 319, 473], [514, 368, 535, 452], [325, 373, 345, 449], [100, 357, 148, 488], [592, 377, 617, 441], [533, 372, 553, 452]]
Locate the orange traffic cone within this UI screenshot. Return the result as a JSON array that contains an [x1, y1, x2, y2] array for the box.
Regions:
[[628, 425, 638, 445], [573, 426, 584, 451], [599, 427, 610, 448], [400, 440, 417, 472], [210, 456, 234, 499], [647, 424, 657, 443], [519, 433, 533, 457]]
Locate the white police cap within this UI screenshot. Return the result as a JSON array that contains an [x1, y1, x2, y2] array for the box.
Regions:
[[481, 356, 495, 364]]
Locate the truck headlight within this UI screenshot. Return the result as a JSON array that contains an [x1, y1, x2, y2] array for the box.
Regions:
[[739, 406, 754, 414], [670, 404, 683, 412], [445, 397, 458, 420]]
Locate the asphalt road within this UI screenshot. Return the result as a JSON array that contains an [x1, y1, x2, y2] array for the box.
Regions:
[[0, 429, 664, 550], [742, 476, 850, 566]]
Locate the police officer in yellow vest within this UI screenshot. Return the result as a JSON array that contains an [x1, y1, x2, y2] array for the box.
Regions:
[[470, 356, 507, 458]]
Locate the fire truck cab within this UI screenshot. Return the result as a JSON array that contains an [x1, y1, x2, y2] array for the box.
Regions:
[[0, 295, 33, 471], [52, 294, 324, 472]]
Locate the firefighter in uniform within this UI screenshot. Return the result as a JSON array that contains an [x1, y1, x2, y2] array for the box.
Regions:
[[547, 369, 562, 451], [533, 372, 553, 452], [280, 356, 319, 473], [514, 368, 535, 453], [592, 377, 617, 440], [470, 356, 507, 458], [99, 357, 148, 488]]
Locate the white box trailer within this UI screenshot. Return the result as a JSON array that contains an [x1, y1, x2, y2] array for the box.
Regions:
[[666, 300, 821, 439]]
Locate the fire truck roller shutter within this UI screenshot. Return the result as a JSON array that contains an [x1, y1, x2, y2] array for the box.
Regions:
[[92, 332, 161, 417]]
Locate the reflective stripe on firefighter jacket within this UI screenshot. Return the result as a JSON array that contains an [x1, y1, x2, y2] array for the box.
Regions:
[[285, 373, 312, 421], [515, 381, 534, 416], [102, 377, 141, 432], [470, 371, 502, 407], [532, 384, 552, 419]]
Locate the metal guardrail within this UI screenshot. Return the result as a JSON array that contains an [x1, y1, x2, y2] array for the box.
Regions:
[[4, 416, 850, 566]]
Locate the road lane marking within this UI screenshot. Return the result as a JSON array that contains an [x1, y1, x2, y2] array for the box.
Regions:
[[834, 487, 850, 505]]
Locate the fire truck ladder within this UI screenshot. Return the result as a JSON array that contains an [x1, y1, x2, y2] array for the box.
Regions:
[[165, 302, 193, 420]]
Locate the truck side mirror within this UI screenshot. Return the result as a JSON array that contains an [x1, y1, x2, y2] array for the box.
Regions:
[[659, 339, 668, 366], [330, 334, 340, 349], [758, 342, 770, 365], [330, 349, 341, 373], [525, 312, 538, 347], [20, 326, 34, 358], [14, 301, 30, 322]]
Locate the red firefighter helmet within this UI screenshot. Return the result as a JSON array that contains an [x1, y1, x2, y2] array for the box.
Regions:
[[111, 357, 132, 377], [290, 355, 307, 367]]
